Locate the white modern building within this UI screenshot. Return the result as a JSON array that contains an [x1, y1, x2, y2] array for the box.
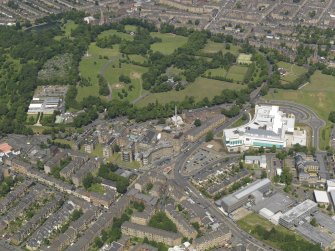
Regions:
[[223, 105, 306, 152]]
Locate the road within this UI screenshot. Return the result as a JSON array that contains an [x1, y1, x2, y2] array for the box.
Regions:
[[172, 114, 277, 251]]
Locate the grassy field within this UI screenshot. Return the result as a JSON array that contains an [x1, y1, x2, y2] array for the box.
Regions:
[[137, 77, 242, 106], [226, 65, 249, 82], [99, 29, 133, 41], [104, 63, 148, 102], [150, 32, 188, 55], [266, 71, 335, 149], [201, 41, 240, 55], [54, 20, 78, 40], [77, 55, 108, 102], [205, 67, 228, 78], [277, 61, 308, 83], [237, 213, 307, 250], [128, 54, 147, 64]]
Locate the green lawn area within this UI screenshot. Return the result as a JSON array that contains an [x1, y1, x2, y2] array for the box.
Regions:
[[104, 63, 148, 102], [88, 183, 106, 194], [201, 41, 240, 55], [124, 25, 138, 32], [266, 71, 335, 149], [54, 20, 78, 40], [91, 144, 103, 157], [237, 53, 252, 64], [205, 67, 228, 78], [150, 32, 188, 55], [277, 61, 308, 83], [237, 213, 309, 251], [226, 65, 249, 82], [128, 54, 147, 64], [77, 56, 108, 102], [88, 43, 121, 58], [98, 29, 133, 41], [137, 77, 242, 106]]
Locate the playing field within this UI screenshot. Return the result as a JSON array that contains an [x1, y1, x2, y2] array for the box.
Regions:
[[204, 67, 228, 78], [226, 65, 249, 82], [150, 32, 188, 55], [104, 63, 148, 102], [266, 71, 335, 149], [137, 77, 242, 106], [201, 41, 240, 55], [237, 53, 252, 64], [277, 61, 308, 83]]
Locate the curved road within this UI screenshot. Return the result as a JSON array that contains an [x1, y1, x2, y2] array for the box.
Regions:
[[260, 99, 326, 151]]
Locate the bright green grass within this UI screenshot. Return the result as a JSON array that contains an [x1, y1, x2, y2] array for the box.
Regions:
[[265, 71, 335, 149], [226, 65, 249, 82], [88, 183, 106, 194], [205, 67, 228, 78], [91, 144, 103, 157], [201, 41, 240, 55], [137, 77, 242, 106], [150, 32, 188, 55], [98, 29, 133, 41], [277, 61, 308, 83], [104, 63, 148, 102]]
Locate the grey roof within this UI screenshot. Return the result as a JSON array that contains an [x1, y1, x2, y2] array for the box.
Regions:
[[280, 199, 317, 223], [296, 223, 335, 248], [122, 221, 182, 239], [252, 192, 295, 214], [221, 178, 270, 207], [313, 211, 335, 234]]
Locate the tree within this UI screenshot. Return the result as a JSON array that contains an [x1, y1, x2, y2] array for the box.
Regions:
[[194, 119, 201, 127], [329, 111, 335, 123], [205, 131, 214, 142], [261, 170, 267, 179], [310, 218, 317, 227], [83, 173, 94, 189]]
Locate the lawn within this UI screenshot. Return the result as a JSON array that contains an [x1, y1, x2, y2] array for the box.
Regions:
[[265, 71, 335, 149], [98, 29, 134, 41], [237, 213, 307, 250], [226, 65, 249, 82], [104, 63, 148, 102], [77, 56, 108, 102], [277, 61, 308, 83], [54, 20, 78, 40], [201, 41, 240, 55], [128, 54, 147, 64], [204, 67, 228, 78], [88, 183, 106, 194], [150, 32, 188, 55], [137, 77, 242, 106]]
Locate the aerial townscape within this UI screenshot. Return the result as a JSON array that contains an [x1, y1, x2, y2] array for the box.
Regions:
[[1, 0, 335, 251]]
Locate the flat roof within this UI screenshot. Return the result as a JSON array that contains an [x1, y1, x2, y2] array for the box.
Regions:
[[221, 178, 270, 206], [314, 190, 329, 203], [280, 199, 317, 223]]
